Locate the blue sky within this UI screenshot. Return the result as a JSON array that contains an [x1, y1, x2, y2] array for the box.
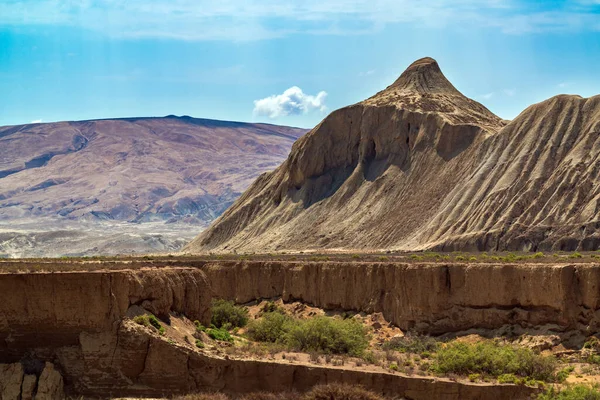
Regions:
[[1, 1, 599, 128]]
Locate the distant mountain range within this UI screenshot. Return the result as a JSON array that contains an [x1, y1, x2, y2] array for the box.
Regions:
[[0, 116, 307, 257], [0, 116, 306, 224]]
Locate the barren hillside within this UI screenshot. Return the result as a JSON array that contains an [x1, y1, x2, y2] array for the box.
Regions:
[[0, 116, 305, 224], [0, 116, 306, 256], [187, 57, 600, 253]]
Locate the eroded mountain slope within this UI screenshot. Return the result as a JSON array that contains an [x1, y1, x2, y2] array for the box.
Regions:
[[0, 116, 306, 225], [186, 58, 600, 253]]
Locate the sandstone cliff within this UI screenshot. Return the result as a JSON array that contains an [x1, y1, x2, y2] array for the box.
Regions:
[[185, 57, 600, 253]]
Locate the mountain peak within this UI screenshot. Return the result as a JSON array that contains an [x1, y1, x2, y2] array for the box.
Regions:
[[388, 57, 460, 95], [362, 58, 502, 132]]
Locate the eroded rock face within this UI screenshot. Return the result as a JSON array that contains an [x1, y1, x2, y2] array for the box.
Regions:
[[0, 363, 23, 400], [0, 268, 212, 361], [200, 261, 600, 337], [2, 262, 596, 398], [185, 57, 600, 253], [0, 362, 64, 400]]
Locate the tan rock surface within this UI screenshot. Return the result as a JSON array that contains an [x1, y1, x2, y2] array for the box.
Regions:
[[0, 363, 23, 400], [36, 363, 64, 400], [186, 57, 600, 253], [20, 374, 37, 400]]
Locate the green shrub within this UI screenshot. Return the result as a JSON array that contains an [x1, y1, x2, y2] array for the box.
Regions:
[[194, 320, 206, 332], [211, 299, 249, 329], [556, 366, 575, 383], [432, 340, 557, 382], [383, 334, 440, 355], [498, 373, 518, 384], [195, 339, 204, 348], [247, 312, 294, 343], [134, 314, 164, 335], [133, 315, 150, 327], [389, 362, 399, 371], [538, 384, 600, 400], [569, 252, 583, 259], [207, 327, 233, 342], [468, 373, 481, 382], [247, 313, 369, 356]]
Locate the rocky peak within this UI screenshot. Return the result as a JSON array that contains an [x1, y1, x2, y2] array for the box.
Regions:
[[388, 57, 461, 95], [362, 57, 504, 132]]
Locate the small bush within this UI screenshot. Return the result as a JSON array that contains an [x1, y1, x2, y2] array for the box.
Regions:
[[207, 327, 233, 342], [133, 315, 150, 327], [538, 384, 600, 400], [498, 373, 518, 384], [134, 314, 164, 335], [247, 312, 294, 343], [211, 299, 249, 329], [468, 373, 481, 382], [569, 252, 583, 259], [286, 316, 370, 356], [195, 320, 207, 332], [196, 339, 205, 348], [305, 383, 383, 400], [432, 340, 557, 382], [383, 334, 440, 355], [247, 313, 369, 356]]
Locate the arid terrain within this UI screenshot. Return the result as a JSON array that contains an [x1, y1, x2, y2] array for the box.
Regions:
[[0, 116, 306, 257], [187, 57, 600, 254], [4, 57, 600, 400], [4, 254, 600, 399]]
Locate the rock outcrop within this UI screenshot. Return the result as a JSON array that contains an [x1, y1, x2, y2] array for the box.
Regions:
[[0, 362, 64, 400], [185, 57, 600, 253]]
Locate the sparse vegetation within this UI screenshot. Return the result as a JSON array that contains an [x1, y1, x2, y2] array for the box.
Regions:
[[246, 312, 369, 356], [431, 340, 558, 382], [383, 334, 440, 355], [538, 384, 600, 399], [172, 383, 387, 400], [206, 326, 234, 342], [133, 314, 165, 335]]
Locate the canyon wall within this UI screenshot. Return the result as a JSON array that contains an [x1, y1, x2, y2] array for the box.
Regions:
[[201, 261, 600, 336], [3, 261, 599, 398]]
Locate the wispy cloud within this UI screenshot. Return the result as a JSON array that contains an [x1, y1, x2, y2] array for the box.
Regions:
[[480, 92, 495, 100], [503, 89, 516, 96], [253, 86, 327, 119], [359, 70, 376, 77], [1, 1, 599, 41], [30, 119, 42, 123], [557, 82, 569, 88]]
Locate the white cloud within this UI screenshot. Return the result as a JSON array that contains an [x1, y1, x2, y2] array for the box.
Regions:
[[253, 86, 327, 119], [503, 89, 516, 96], [480, 92, 495, 100], [557, 82, 569, 88], [30, 119, 42, 123], [1, 1, 599, 41]]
